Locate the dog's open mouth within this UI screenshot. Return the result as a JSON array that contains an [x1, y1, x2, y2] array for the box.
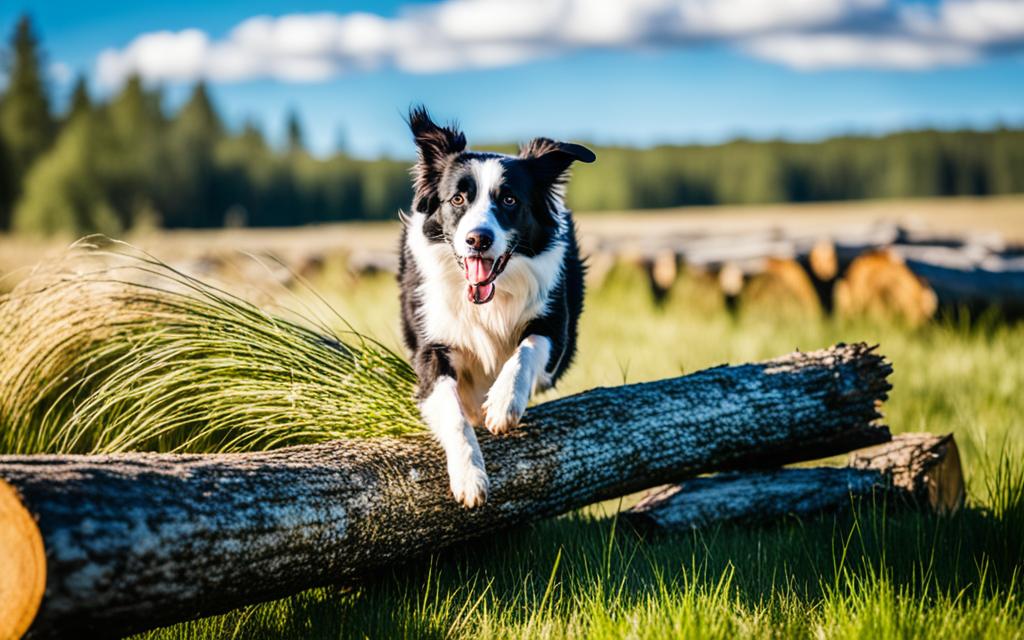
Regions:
[[463, 254, 510, 304]]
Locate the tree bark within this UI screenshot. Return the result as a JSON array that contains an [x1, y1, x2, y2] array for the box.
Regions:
[[624, 433, 963, 532], [0, 343, 892, 640]]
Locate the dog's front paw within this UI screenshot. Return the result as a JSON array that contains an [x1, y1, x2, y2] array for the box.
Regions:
[[483, 400, 523, 436], [448, 459, 489, 508], [482, 381, 527, 436]]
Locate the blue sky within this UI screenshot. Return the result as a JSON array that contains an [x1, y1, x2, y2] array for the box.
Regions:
[[2, 0, 1023, 158]]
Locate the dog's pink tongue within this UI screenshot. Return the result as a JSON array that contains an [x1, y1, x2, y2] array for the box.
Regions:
[[464, 257, 491, 285], [464, 257, 496, 303]]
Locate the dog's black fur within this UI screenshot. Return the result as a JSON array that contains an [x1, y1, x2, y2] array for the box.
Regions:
[[396, 106, 593, 507]]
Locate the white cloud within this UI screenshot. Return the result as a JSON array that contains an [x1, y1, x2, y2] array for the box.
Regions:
[[745, 33, 979, 70], [94, 0, 1024, 87], [673, 0, 888, 37], [97, 29, 211, 86], [903, 0, 1024, 45], [430, 0, 559, 42]]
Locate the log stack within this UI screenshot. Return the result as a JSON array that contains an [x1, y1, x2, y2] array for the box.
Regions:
[[593, 223, 1024, 321], [0, 344, 964, 639], [239, 220, 1024, 321]]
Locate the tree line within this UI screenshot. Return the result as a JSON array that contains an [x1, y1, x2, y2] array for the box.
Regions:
[[1, 16, 1022, 236]]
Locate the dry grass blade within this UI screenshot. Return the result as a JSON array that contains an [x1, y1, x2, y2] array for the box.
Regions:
[[0, 237, 423, 455]]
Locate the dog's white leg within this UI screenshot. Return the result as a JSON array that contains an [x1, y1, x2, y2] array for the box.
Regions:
[[483, 335, 552, 436], [421, 377, 489, 507]]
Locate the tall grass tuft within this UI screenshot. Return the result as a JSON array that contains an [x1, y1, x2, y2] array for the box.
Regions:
[[0, 237, 423, 455]]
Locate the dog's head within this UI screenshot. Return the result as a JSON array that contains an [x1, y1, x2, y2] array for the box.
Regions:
[[407, 106, 595, 305]]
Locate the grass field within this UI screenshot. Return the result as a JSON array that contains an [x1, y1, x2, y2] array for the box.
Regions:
[[120, 258, 1020, 639], [2, 200, 1023, 639]]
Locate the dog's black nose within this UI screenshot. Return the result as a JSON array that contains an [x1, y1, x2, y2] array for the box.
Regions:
[[465, 228, 494, 252]]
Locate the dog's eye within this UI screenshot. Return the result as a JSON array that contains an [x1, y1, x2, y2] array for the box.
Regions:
[[450, 193, 466, 207], [501, 194, 517, 207]]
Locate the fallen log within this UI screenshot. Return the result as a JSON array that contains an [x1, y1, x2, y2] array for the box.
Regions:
[[900, 251, 1024, 318], [624, 433, 963, 531], [0, 344, 892, 639]]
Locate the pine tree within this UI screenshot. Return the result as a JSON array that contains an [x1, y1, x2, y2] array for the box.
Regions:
[[102, 74, 167, 228], [165, 81, 224, 226], [240, 121, 268, 150], [286, 110, 305, 154], [334, 126, 349, 155], [174, 81, 222, 138], [65, 74, 92, 123], [13, 109, 119, 236], [106, 74, 164, 142], [0, 133, 14, 227], [0, 15, 56, 228]]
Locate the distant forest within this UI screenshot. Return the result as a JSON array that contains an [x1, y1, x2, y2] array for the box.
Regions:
[[2, 16, 1023, 235]]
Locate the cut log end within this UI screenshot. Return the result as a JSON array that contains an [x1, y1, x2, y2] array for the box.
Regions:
[[809, 239, 839, 282], [0, 479, 46, 640], [835, 249, 939, 326], [849, 432, 965, 514]]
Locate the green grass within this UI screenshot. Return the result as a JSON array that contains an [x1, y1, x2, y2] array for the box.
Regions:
[[3, 243, 1023, 639], [0, 238, 423, 454], [136, 500, 1024, 639]]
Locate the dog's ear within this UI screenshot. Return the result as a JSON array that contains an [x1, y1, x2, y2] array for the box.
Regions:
[[519, 138, 596, 189], [520, 138, 595, 224], [408, 106, 467, 214]]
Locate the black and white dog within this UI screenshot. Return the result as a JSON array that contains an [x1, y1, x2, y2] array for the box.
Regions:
[[399, 107, 594, 507]]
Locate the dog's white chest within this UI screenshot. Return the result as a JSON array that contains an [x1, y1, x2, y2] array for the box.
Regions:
[[416, 263, 544, 376], [405, 213, 565, 377]]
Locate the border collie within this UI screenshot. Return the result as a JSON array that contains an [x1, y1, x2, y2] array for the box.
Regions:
[[398, 107, 594, 507]]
